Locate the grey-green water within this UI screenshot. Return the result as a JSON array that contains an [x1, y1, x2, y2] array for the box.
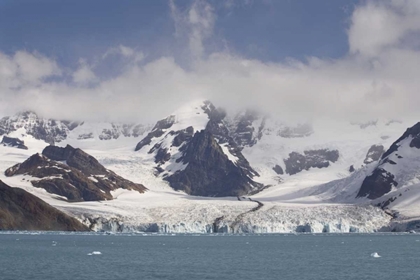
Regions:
[[1, 233, 419, 280]]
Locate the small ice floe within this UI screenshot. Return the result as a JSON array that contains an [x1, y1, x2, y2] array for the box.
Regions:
[[52, 241, 57, 246], [87, 251, 102, 256], [371, 252, 381, 258]]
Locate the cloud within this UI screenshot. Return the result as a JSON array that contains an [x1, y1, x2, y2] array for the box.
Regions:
[[0, 0, 420, 125], [72, 59, 96, 84], [170, 0, 215, 58], [102, 45, 144, 62], [348, 0, 420, 56], [0, 51, 60, 88]]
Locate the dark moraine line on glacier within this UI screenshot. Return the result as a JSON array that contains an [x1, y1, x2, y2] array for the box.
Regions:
[[212, 197, 265, 233]]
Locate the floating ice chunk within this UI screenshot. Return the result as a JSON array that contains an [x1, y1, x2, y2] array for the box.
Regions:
[[371, 252, 381, 258], [88, 251, 102, 255]]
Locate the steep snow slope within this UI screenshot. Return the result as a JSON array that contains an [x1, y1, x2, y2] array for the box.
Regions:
[[243, 118, 408, 185]]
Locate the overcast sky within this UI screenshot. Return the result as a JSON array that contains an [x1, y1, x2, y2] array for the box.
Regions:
[[0, 0, 419, 123]]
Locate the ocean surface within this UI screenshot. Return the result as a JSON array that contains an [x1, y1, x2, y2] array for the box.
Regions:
[[1, 232, 419, 280]]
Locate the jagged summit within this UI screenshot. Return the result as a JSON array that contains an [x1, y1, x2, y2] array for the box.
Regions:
[[134, 100, 264, 196], [356, 122, 420, 200], [0, 111, 79, 144], [0, 111, 149, 144]]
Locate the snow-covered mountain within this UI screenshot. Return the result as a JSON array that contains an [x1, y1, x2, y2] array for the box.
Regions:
[[134, 100, 263, 197], [0, 111, 149, 144], [0, 100, 419, 233]]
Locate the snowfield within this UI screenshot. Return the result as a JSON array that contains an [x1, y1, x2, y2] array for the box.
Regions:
[[1, 106, 420, 233]]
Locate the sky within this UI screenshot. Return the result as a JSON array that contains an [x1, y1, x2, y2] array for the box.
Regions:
[[0, 0, 419, 123]]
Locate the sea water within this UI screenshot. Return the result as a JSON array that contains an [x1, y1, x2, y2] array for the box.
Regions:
[[1, 232, 419, 280]]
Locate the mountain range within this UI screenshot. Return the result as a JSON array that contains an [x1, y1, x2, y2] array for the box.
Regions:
[[0, 100, 419, 233]]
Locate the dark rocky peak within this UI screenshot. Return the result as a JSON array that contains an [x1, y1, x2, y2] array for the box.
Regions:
[[204, 109, 259, 178], [166, 130, 264, 197], [364, 144, 385, 164], [229, 109, 265, 147], [356, 122, 420, 200], [43, 145, 107, 176], [5, 147, 146, 202], [0, 180, 89, 231], [172, 126, 194, 147], [382, 122, 420, 159], [133, 100, 264, 196], [1, 136, 28, 150], [135, 115, 175, 151], [284, 149, 339, 175], [356, 168, 398, 199], [201, 100, 226, 122]]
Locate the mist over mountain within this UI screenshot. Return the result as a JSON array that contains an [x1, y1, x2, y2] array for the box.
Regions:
[[0, 0, 420, 124]]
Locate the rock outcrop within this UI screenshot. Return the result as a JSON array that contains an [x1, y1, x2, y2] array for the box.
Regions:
[[357, 122, 420, 199], [0, 180, 88, 231], [166, 130, 263, 196], [1, 136, 28, 150], [5, 145, 146, 202], [284, 149, 339, 175], [364, 144, 385, 164]]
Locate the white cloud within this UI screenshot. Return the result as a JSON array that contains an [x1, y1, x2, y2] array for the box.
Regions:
[[1, 0, 420, 125], [0, 51, 60, 89], [348, 0, 420, 56], [102, 45, 144, 62], [170, 0, 215, 58], [72, 59, 96, 85]]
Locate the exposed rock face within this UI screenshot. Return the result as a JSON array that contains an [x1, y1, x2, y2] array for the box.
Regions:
[[166, 130, 263, 196], [1, 136, 28, 150], [357, 122, 420, 200], [364, 145, 385, 164], [135, 100, 264, 197], [230, 110, 263, 147], [135, 115, 175, 151], [357, 169, 398, 199], [0, 180, 88, 231], [0, 111, 148, 144], [0, 111, 79, 144], [284, 149, 339, 175], [273, 165, 284, 175], [42, 145, 108, 176], [5, 145, 146, 202]]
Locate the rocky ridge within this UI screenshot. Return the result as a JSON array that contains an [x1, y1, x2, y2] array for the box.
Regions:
[[5, 145, 146, 201], [357, 122, 420, 200], [0, 111, 148, 144], [0, 180, 88, 231], [135, 101, 264, 196]]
